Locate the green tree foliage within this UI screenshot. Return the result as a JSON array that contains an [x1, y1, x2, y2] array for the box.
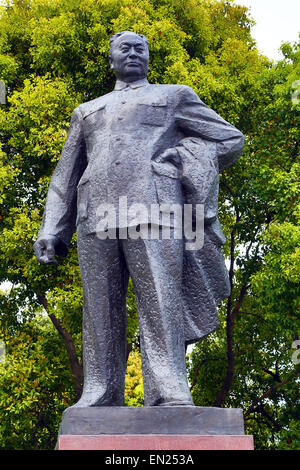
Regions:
[[0, 0, 299, 449], [188, 40, 300, 450], [125, 350, 144, 407], [0, 312, 75, 449]]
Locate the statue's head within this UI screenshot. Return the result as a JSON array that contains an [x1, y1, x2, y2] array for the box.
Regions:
[[109, 31, 149, 82]]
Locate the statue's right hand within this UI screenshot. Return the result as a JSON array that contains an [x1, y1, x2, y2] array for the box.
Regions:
[[33, 235, 59, 265]]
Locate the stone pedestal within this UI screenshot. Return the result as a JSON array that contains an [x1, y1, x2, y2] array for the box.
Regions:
[[56, 406, 254, 450]]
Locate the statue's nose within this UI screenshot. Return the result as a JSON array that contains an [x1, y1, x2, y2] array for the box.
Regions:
[[128, 47, 137, 58]]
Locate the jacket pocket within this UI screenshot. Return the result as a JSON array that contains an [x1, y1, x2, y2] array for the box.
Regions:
[[154, 174, 182, 205], [76, 179, 89, 225], [139, 97, 167, 126]]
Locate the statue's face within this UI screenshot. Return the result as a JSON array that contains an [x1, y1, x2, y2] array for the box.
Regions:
[[109, 32, 149, 82]]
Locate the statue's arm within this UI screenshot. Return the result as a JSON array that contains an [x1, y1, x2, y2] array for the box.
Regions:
[[175, 86, 244, 171], [34, 107, 87, 264]]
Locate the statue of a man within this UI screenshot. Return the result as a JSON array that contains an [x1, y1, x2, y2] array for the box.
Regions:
[[34, 31, 244, 407]]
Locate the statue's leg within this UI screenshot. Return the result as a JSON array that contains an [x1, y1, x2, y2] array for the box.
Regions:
[[122, 231, 194, 407], [74, 234, 128, 407]]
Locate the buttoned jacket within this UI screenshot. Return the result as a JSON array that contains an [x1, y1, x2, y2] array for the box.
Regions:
[[38, 78, 244, 343], [39, 78, 244, 245]]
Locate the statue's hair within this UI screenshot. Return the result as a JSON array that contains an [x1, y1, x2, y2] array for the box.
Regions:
[[109, 31, 148, 51]]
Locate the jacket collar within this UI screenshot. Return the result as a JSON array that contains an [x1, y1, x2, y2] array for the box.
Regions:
[[114, 78, 149, 91]]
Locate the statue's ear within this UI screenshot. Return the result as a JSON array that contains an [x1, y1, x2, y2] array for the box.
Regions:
[[109, 55, 114, 70]]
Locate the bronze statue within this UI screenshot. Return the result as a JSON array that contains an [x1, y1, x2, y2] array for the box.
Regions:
[[34, 31, 244, 407]]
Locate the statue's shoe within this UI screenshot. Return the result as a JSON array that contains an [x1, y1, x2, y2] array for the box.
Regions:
[[70, 389, 123, 408]]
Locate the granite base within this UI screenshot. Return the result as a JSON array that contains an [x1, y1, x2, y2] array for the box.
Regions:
[[57, 434, 254, 450], [57, 406, 254, 450]]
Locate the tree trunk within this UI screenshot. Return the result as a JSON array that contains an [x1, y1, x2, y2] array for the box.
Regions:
[[36, 291, 83, 401]]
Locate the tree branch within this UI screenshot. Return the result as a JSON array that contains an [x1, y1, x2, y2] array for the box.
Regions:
[[244, 366, 300, 417], [214, 201, 249, 407], [36, 290, 83, 400], [245, 403, 282, 431], [214, 283, 249, 407], [189, 358, 223, 392]]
